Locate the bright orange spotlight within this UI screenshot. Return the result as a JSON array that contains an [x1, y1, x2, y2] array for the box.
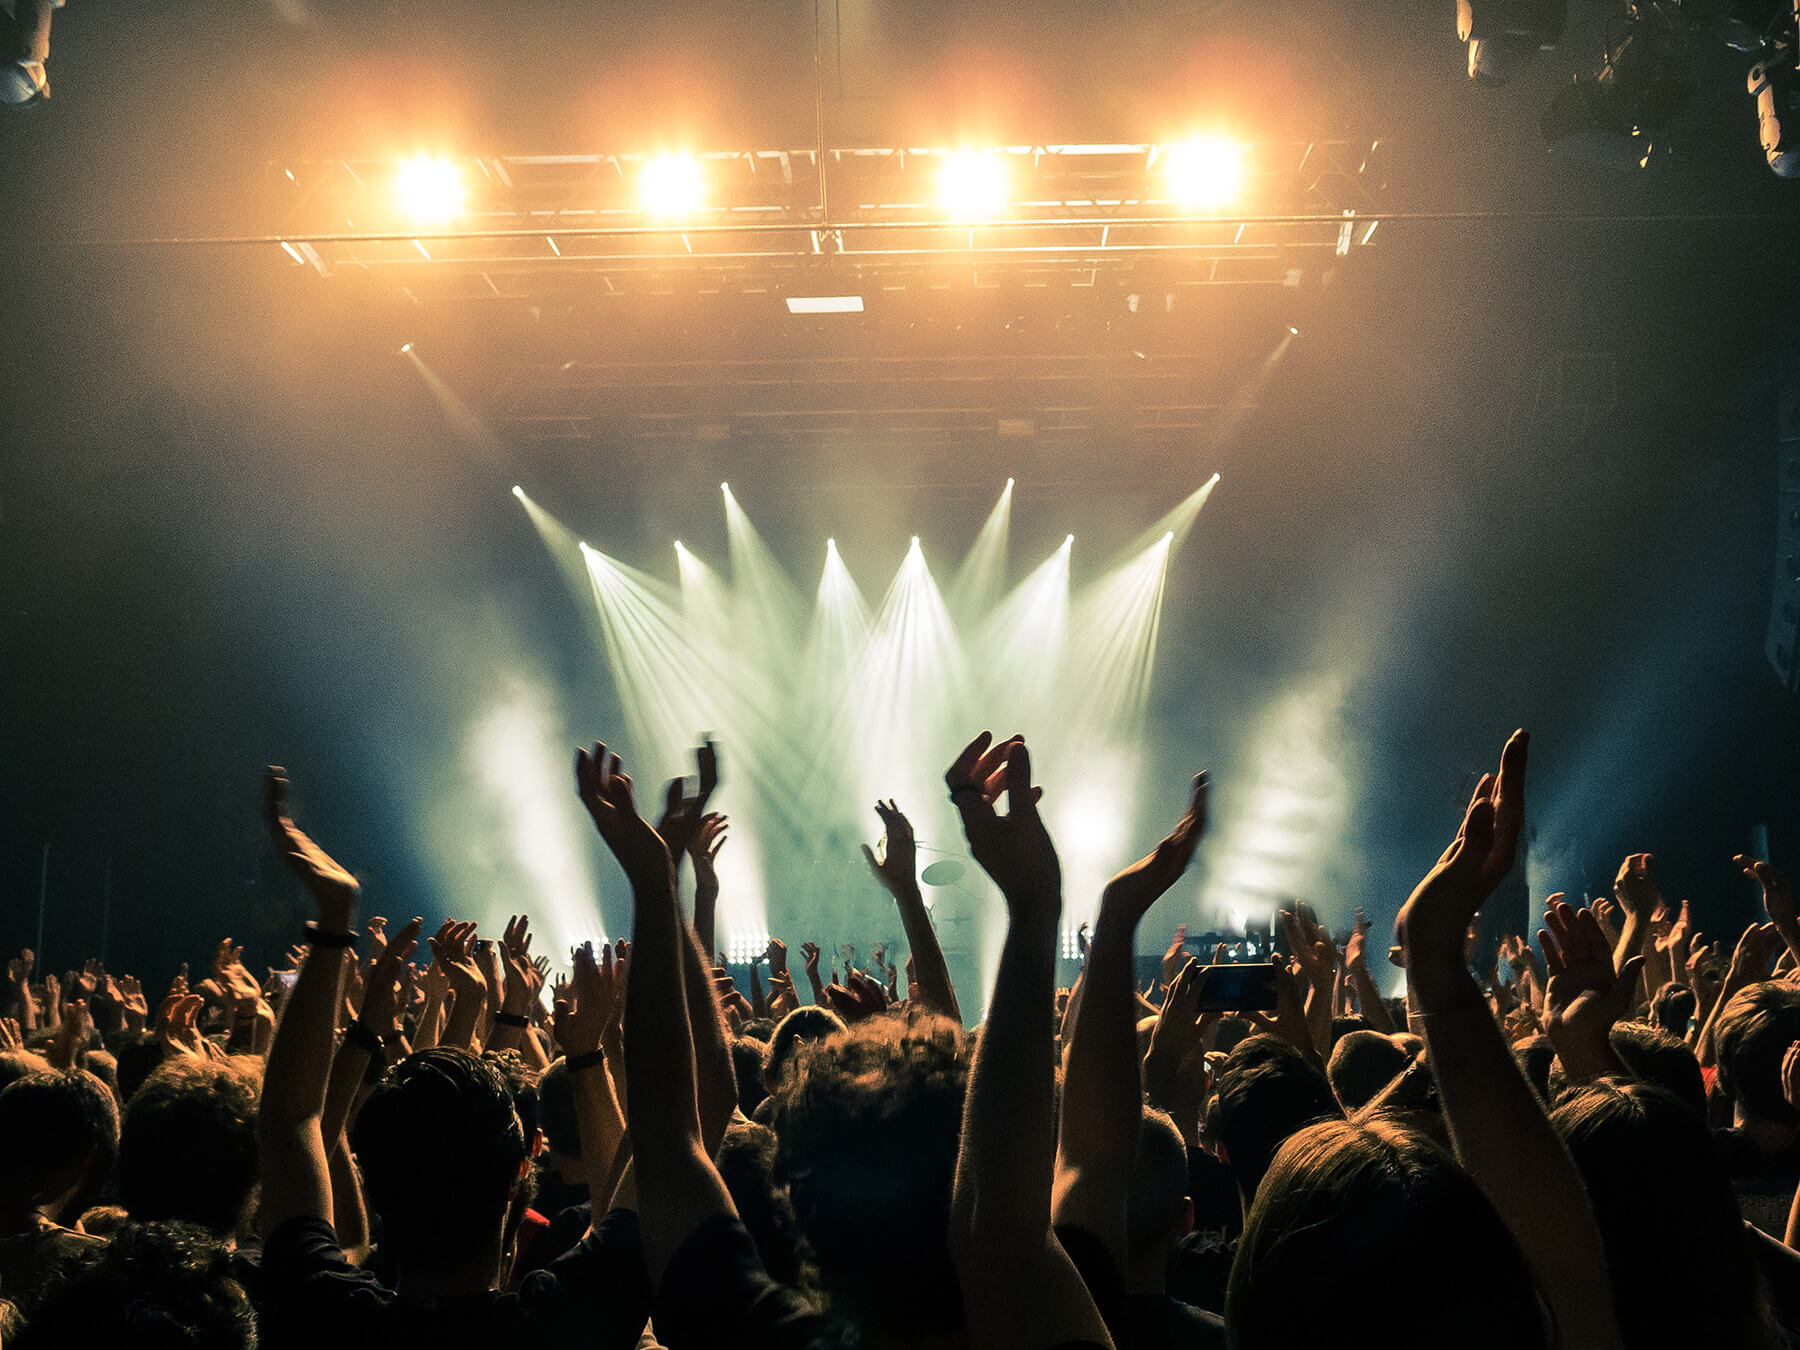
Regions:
[[395, 156, 465, 223], [935, 149, 1009, 221], [1162, 137, 1248, 210], [639, 153, 706, 217]]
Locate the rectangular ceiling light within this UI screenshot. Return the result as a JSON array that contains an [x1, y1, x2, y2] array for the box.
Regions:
[[785, 295, 864, 314]]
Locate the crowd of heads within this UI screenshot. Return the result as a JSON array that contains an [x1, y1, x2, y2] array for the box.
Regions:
[[3, 729, 1800, 1350]]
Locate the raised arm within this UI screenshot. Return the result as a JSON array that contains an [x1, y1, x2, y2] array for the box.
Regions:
[[577, 742, 733, 1280], [946, 733, 1111, 1350], [862, 799, 962, 1023], [1055, 772, 1205, 1281], [1396, 732, 1622, 1350], [257, 768, 360, 1234]]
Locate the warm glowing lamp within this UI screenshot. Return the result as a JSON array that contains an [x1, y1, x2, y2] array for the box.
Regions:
[[1162, 137, 1248, 210], [395, 156, 465, 223], [640, 153, 706, 217], [935, 150, 1009, 221]]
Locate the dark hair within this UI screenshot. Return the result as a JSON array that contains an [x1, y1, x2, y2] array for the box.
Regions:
[[0, 1050, 51, 1093], [1608, 1020, 1704, 1116], [1552, 1078, 1782, 1350], [1228, 1118, 1547, 1350], [11, 1221, 255, 1350], [119, 1057, 261, 1235], [537, 1058, 580, 1158], [111, 1031, 167, 1103], [1326, 1030, 1410, 1113], [764, 1005, 846, 1091], [732, 1035, 770, 1116], [1211, 1015, 1252, 1055], [1212, 1034, 1341, 1203], [351, 1048, 527, 1264], [1714, 983, 1800, 1123], [1649, 982, 1697, 1040], [716, 1120, 801, 1285], [0, 1070, 120, 1203], [771, 1009, 966, 1334], [1512, 1034, 1557, 1105], [1126, 1107, 1191, 1268]]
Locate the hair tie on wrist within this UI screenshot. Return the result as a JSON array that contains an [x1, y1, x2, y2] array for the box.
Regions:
[[304, 923, 357, 950], [343, 1020, 383, 1055], [566, 1047, 607, 1072], [493, 1011, 530, 1029]]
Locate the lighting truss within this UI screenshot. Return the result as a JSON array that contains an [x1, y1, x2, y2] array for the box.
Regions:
[[268, 140, 1388, 300]]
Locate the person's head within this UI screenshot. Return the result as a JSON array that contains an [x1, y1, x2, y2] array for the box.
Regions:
[[1650, 982, 1698, 1041], [1326, 1030, 1410, 1113], [0, 1050, 51, 1093], [1227, 1117, 1548, 1350], [1607, 1021, 1704, 1117], [1512, 1034, 1557, 1104], [119, 1056, 261, 1237], [762, 1005, 846, 1094], [732, 1034, 770, 1116], [351, 1048, 529, 1271], [111, 1031, 167, 1103], [1714, 982, 1800, 1125], [11, 1221, 255, 1350], [1211, 1015, 1252, 1056], [1126, 1107, 1192, 1281], [716, 1119, 801, 1285], [0, 1070, 119, 1221], [1552, 1078, 1781, 1350], [536, 1058, 581, 1163], [1212, 1034, 1341, 1203], [771, 1009, 967, 1334]]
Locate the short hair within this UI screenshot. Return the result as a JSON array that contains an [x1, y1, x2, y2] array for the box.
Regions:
[[1326, 1030, 1410, 1113], [10, 1221, 255, 1350], [537, 1058, 580, 1158], [1228, 1118, 1546, 1350], [763, 1005, 846, 1091], [1649, 983, 1697, 1041], [771, 1009, 967, 1334], [0, 1070, 119, 1199], [1126, 1107, 1191, 1267], [1714, 983, 1800, 1123], [1211, 1015, 1252, 1056], [1212, 1034, 1342, 1203], [1607, 1021, 1704, 1117], [0, 1050, 51, 1093], [1552, 1078, 1782, 1350], [111, 1031, 166, 1102], [732, 1035, 770, 1116], [119, 1057, 261, 1235], [716, 1120, 800, 1285], [351, 1048, 527, 1263], [1512, 1034, 1557, 1105]]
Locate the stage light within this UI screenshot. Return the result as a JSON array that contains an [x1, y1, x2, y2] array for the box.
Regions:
[[511, 484, 523, 498], [786, 296, 865, 314], [1457, 0, 1566, 85], [1540, 14, 1693, 167], [639, 153, 706, 217], [935, 150, 1009, 221], [1006, 477, 1015, 488], [721, 481, 731, 494], [1064, 534, 1074, 546], [400, 342, 414, 354], [1750, 54, 1800, 178], [1161, 137, 1248, 209], [395, 156, 465, 224], [1287, 325, 1300, 336], [827, 538, 837, 552]]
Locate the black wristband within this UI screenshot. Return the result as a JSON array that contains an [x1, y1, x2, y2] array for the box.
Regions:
[[343, 1020, 383, 1055], [493, 1011, 529, 1028], [304, 923, 357, 950], [948, 783, 983, 802], [566, 1047, 607, 1072]]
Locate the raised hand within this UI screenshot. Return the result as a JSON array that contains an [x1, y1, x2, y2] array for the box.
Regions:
[[1397, 730, 1528, 1008], [0, 1017, 18, 1051], [765, 938, 788, 977], [157, 993, 216, 1061], [359, 918, 422, 1039], [945, 732, 1058, 910], [1738, 855, 1800, 937], [691, 812, 728, 884], [1728, 921, 1784, 987], [1346, 910, 1370, 971], [861, 799, 918, 897], [554, 942, 618, 1058], [1107, 774, 1208, 925], [1161, 924, 1190, 987], [1539, 900, 1639, 1081], [428, 921, 486, 998], [1280, 904, 1339, 988], [800, 941, 821, 977], [576, 742, 673, 885], [267, 767, 360, 930], [212, 939, 263, 1008], [1614, 853, 1666, 921], [500, 915, 546, 1015]]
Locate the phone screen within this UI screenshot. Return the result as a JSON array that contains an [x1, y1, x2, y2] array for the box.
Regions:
[[1192, 962, 1280, 1012]]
